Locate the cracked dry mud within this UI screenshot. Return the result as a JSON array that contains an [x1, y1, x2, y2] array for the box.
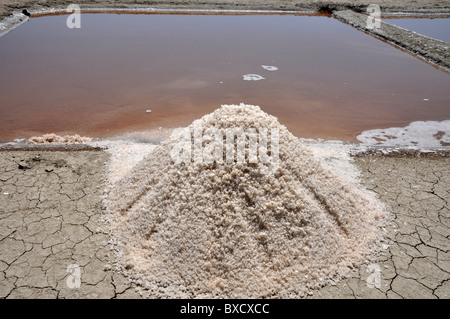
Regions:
[[0, 150, 140, 298], [0, 150, 449, 298]]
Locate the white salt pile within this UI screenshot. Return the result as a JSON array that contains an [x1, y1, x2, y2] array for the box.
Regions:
[[104, 104, 386, 298], [28, 133, 92, 144]]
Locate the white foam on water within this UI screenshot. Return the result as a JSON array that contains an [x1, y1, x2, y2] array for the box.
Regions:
[[243, 74, 265, 81], [357, 120, 450, 148], [261, 65, 279, 71]]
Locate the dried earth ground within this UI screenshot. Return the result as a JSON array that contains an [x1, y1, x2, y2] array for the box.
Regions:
[[0, 150, 448, 298]]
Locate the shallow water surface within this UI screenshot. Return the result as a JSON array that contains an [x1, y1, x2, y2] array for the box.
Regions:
[[383, 17, 450, 43], [0, 13, 449, 142]]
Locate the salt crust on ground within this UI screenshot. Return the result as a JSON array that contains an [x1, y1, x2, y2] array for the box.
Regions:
[[357, 120, 450, 148], [91, 129, 173, 184], [103, 104, 387, 298]]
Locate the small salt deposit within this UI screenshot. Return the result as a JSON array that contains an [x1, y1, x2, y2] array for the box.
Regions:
[[357, 120, 450, 147], [28, 133, 92, 144], [103, 104, 386, 298]]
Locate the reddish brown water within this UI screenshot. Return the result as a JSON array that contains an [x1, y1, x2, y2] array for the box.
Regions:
[[0, 13, 449, 142]]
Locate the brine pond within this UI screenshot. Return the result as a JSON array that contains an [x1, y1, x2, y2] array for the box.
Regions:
[[383, 17, 450, 43], [0, 13, 449, 142]]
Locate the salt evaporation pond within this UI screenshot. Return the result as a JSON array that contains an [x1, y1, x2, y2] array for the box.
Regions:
[[0, 13, 449, 142], [383, 17, 450, 43]]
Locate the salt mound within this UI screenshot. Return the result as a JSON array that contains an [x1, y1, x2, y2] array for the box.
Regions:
[[104, 104, 386, 298]]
